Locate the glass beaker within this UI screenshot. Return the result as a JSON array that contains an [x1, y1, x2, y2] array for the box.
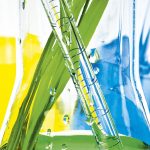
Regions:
[[88, 0, 150, 145]]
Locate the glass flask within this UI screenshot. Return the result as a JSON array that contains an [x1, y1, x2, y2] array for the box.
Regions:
[[87, 0, 150, 145], [0, 0, 22, 145], [0, 0, 51, 146], [139, 0, 150, 111], [0, 0, 78, 149], [38, 0, 150, 149]]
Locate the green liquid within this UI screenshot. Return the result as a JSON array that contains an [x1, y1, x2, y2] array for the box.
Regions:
[[35, 133, 149, 150]]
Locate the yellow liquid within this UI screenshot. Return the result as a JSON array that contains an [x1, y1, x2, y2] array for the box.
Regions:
[[41, 98, 70, 132], [1, 34, 70, 146], [0, 37, 16, 128], [1, 34, 43, 145]]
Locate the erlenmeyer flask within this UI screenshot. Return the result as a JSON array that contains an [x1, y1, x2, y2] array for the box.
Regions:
[[0, 0, 21, 145], [88, 0, 150, 145], [139, 0, 150, 111], [0, 0, 51, 146], [0, 0, 75, 149]]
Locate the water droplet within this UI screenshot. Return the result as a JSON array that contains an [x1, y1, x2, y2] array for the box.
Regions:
[[94, 67, 99, 75], [49, 88, 56, 96], [86, 117, 94, 126], [47, 128, 51, 136], [89, 102, 94, 106], [45, 143, 53, 150], [44, 110, 49, 117], [35, 77, 38, 82], [65, 36, 70, 45], [109, 87, 113, 91], [89, 48, 100, 63], [22, 1, 25, 9], [19, 38, 22, 43], [116, 56, 121, 64], [89, 93, 94, 106], [62, 144, 68, 150], [110, 86, 119, 92], [63, 115, 70, 125], [49, 88, 53, 95]]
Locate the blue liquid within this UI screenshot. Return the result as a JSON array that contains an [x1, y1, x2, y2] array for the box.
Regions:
[[139, 26, 150, 111], [71, 36, 150, 145]]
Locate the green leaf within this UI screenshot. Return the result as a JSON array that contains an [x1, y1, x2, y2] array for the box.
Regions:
[[6, 0, 108, 150]]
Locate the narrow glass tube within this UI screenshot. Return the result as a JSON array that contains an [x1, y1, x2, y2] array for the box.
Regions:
[[41, 0, 122, 149]]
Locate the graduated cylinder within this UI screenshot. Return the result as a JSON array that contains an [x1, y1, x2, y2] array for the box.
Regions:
[[41, 0, 123, 149]]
